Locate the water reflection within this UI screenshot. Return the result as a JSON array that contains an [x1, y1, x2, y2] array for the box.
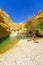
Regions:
[[0, 36, 9, 44]]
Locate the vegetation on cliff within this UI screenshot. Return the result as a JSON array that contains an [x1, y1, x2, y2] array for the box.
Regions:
[[25, 10, 43, 37]]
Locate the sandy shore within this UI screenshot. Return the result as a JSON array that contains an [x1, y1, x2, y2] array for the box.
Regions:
[[0, 39, 43, 65]]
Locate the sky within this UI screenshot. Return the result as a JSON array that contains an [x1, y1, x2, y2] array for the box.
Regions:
[[0, 0, 43, 23]]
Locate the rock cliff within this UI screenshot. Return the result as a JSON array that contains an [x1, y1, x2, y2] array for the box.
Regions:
[[0, 9, 15, 39]]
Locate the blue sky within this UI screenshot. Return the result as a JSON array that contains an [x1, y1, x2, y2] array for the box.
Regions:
[[0, 0, 43, 23]]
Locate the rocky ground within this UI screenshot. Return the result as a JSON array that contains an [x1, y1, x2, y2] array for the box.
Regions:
[[0, 39, 43, 65]]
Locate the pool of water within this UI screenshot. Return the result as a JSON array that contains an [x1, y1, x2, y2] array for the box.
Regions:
[[0, 35, 30, 54], [0, 37, 19, 54]]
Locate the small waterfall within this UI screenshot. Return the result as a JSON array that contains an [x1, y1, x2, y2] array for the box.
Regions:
[[10, 31, 18, 37]]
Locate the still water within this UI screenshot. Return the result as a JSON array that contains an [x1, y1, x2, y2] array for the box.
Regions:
[[0, 37, 19, 54], [0, 35, 28, 54]]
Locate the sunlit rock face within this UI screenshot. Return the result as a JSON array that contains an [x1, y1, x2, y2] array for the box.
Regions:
[[0, 9, 15, 39], [25, 10, 43, 37], [35, 10, 43, 19]]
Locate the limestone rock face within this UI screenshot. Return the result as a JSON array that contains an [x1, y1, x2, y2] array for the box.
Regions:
[[15, 22, 26, 30], [0, 9, 15, 39], [25, 10, 43, 36], [35, 10, 43, 19]]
